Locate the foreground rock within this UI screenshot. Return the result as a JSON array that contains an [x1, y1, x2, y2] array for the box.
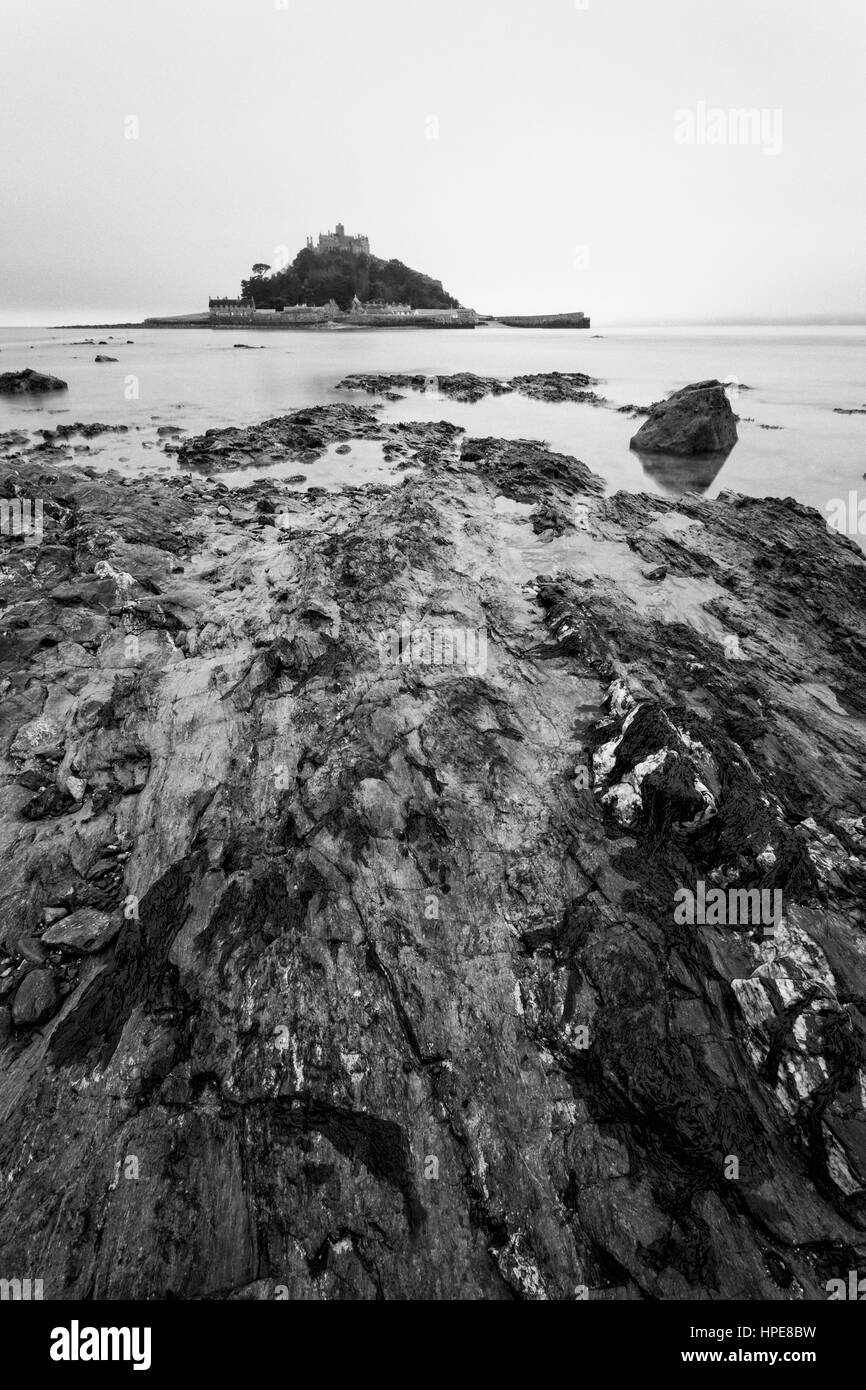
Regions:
[[11, 969, 59, 1026], [177, 402, 455, 473], [630, 379, 738, 456], [0, 409, 865, 1300], [41, 907, 120, 954], [0, 369, 67, 394]]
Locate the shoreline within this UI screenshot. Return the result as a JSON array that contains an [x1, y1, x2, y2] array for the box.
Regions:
[[1, 393, 865, 1298]]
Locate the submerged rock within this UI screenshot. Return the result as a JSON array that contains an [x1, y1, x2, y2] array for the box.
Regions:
[[630, 379, 738, 456]]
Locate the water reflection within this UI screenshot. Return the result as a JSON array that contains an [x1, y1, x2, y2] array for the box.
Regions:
[[631, 444, 736, 495]]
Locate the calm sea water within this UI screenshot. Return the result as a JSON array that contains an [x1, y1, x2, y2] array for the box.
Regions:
[[1, 324, 864, 516]]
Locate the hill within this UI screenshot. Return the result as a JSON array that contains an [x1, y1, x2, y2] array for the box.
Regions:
[[241, 246, 460, 313]]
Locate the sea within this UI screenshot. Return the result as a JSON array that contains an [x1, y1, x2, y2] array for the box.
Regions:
[[1, 324, 864, 524]]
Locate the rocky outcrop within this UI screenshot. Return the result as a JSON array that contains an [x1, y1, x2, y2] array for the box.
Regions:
[[0, 369, 67, 394], [337, 372, 511, 403], [510, 372, 603, 404], [42, 423, 129, 441], [0, 407, 865, 1300], [630, 380, 738, 456], [337, 371, 605, 406]]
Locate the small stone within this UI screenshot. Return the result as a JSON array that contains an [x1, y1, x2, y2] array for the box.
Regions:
[[12, 969, 59, 1026], [41, 907, 120, 954], [65, 774, 87, 801], [42, 906, 69, 925], [17, 934, 48, 966], [644, 565, 668, 581]]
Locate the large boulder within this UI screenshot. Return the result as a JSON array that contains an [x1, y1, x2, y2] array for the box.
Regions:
[[0, 369, 67, 394], [630, 379, 737, 456]]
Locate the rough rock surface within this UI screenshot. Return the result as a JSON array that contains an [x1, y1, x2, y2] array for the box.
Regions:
[[42, 907, 120, 954], [0, 407, 865, 1301], [0, 369, 68, 394], [337, 371, 605, 406], [12, 969, 59, 1026], [630, 380, 739, 456]]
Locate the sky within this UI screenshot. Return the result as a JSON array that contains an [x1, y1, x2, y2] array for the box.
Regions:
[[1, 0, 864, 326]]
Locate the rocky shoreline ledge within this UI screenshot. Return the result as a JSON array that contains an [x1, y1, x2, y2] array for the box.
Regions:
[[1, 402, 865, 1300]]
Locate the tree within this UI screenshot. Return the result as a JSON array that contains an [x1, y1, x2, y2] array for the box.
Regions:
[[251, 263, 271, 277]]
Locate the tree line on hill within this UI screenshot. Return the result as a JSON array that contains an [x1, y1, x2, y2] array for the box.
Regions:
[[240, 247, 460, 312]]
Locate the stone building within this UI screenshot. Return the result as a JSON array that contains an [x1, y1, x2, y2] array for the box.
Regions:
[[306, 223, 370, 256], [208, 297, 254, 319], [350, 296, 412, 317]]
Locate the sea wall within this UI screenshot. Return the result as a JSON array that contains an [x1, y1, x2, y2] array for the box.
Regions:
[[496, 312, 591, 328]]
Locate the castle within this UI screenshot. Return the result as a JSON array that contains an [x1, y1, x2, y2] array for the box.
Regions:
[[306, 222, 370, 257]]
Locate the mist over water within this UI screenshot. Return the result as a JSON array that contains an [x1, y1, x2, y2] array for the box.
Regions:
[[1, 323, 864, 516]]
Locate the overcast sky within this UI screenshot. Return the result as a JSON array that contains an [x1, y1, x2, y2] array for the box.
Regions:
[[2, 0, 864, 325]]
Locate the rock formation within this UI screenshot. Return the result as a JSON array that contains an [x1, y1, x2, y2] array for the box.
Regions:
[[0, 369, 67, 394], [0, 405, 864, 1300], [337, 371, 605, 406], [630, 380, 738, 456]]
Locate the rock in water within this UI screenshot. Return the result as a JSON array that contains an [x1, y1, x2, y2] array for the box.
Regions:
[[630, 379, 738, 455], [0, 368, 67, 393]]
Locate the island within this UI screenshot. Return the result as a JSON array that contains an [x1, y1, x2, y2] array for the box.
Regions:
[[142, 223, 590, 330], [146, 223, 477, 329]]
